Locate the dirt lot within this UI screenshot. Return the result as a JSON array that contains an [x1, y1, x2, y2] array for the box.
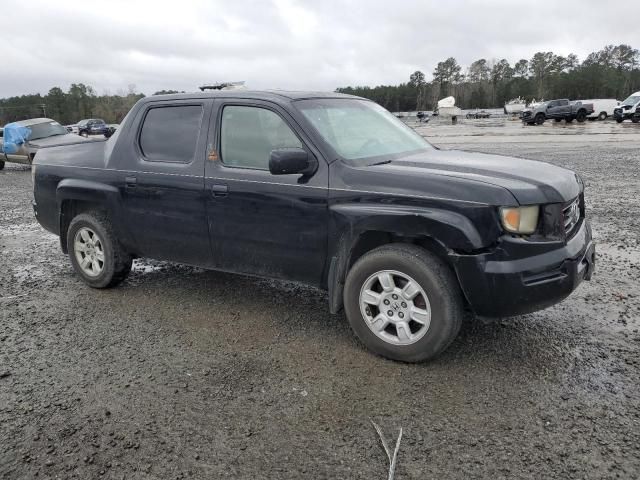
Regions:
[[1, 120, 639, 479]]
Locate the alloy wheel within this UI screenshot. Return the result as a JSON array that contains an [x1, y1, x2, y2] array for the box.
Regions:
[[359, 270, 431, 346], [74, 227, 105, 277]]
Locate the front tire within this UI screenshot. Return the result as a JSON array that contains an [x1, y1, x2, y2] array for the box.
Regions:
[[67, 212, 132, 288], [344, 244, 463, 362], [535, 113, 545, 125]]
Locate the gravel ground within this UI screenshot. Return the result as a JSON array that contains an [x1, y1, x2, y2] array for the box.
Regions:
[[1, 121, 639, 479]]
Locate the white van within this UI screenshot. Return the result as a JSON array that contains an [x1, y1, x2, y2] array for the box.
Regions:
[[614, 92, 640, 123], [584, 99, 620, 120]]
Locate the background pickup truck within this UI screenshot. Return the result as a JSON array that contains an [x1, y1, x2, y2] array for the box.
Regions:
[[0, 118, 94, 170], [32, 91, 595, 362], [521, 99, 594, 125], [76, 118, 110, 137]]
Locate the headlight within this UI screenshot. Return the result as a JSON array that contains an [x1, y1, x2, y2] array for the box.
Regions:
[[500, 205, 539, 234]]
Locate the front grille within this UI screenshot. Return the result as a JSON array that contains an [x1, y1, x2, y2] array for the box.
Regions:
[[563, 197, 581, 238]]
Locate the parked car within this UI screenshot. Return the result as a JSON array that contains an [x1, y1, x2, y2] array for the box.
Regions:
[[31, 91, 595, 362], [614, 91, 640, 123], [77, 118, 109, 137], [466, 110, 491, 119], [521, 99, 594, 125], [0, 118, 95, 169], [583, 99, 620, 120]]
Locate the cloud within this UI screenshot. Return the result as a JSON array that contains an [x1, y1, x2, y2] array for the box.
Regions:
[[0, 0, 636, 97]]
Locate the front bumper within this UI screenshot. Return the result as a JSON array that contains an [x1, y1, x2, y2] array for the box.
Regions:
[[452, 219, 595, 317], [614, 108, 635, 120]]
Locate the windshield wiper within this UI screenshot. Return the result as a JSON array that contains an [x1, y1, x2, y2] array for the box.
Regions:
[[368, 159, 392, 166]]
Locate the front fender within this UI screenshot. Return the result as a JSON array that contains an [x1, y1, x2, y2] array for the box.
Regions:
[[326, 203, 496, 313]]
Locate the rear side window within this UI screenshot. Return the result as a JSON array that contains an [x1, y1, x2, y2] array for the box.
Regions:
[[220, 105, 302, 169], [139, 105, 203, 163]]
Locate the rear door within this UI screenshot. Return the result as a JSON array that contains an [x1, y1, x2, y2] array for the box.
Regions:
[[204, 99, 329, 286], [558, 99, 571, 116], [120, 99, 213, 266]]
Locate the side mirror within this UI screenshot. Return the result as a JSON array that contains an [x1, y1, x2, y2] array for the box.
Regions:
[[269, 148, 316, 176]]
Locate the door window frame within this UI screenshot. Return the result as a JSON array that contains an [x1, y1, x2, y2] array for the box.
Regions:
[[135, 102, 206, 165], [215, 102, 310, 172]]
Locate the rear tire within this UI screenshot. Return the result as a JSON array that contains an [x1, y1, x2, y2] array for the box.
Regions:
[[598, 112, 607, 121], [565, 117, 574, 123], [67, 212, 132, 288], [343, 244, 463, 363], [554, 118, 562, 122], [576, 111, 587, 123], [0, 161, 4, 170], [632, 118, 640, 124]]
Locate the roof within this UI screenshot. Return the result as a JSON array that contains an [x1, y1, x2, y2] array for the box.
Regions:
[[143, 90, 362, 104], [14, 118, 57, 127]]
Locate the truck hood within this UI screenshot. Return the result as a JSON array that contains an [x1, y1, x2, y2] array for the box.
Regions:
[[366, 149, 581, 205]]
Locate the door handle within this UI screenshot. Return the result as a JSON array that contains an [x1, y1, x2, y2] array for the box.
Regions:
[[125, 176, 137, 189], [211, 184, 228, 197]]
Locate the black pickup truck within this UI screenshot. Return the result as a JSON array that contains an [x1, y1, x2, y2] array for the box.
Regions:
[[31, 91, 595, 362]]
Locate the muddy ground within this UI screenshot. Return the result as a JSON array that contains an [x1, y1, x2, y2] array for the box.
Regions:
[[1, 120, 639, 479]]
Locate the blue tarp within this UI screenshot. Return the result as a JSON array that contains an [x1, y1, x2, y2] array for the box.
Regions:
[[0, 123, 30, 154]]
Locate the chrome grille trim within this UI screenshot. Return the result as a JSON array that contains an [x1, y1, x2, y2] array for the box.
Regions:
[[563, 197, 581, 238]]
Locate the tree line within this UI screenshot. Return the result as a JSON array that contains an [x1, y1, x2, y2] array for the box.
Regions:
[[0, 84, 149, 126], [337, 44, 640, 112]]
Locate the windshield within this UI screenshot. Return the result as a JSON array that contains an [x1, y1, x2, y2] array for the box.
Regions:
[[27, 121, 68, 140], [621, 95, 640, 106], [296, 98, 432, 162]]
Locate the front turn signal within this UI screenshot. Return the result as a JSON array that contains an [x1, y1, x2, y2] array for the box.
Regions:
[[499, 205, 540, 234]]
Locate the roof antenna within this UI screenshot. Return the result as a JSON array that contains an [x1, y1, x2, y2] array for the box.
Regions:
[[199, 81, 246, 91]]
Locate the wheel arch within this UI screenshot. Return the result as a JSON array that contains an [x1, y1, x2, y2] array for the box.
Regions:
[[326, 206, 485, 314], [56, 179, 125, 254]]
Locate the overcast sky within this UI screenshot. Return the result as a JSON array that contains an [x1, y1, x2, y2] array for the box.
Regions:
[[0, 0, 637, 97]]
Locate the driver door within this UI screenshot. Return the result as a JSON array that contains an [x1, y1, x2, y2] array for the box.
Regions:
[[204, 100, 329, 286]]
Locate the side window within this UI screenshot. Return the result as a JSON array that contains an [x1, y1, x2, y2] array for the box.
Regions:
[[139, 105, 203, 163], [220, 105, 302, 169]]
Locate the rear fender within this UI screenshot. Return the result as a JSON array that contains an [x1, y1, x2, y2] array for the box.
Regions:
[[55, 179, 130, 250]]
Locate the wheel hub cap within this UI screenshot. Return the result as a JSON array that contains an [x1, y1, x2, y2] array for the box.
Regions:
[[359, 270, 431, 346], [73, 227, 104, 277]]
